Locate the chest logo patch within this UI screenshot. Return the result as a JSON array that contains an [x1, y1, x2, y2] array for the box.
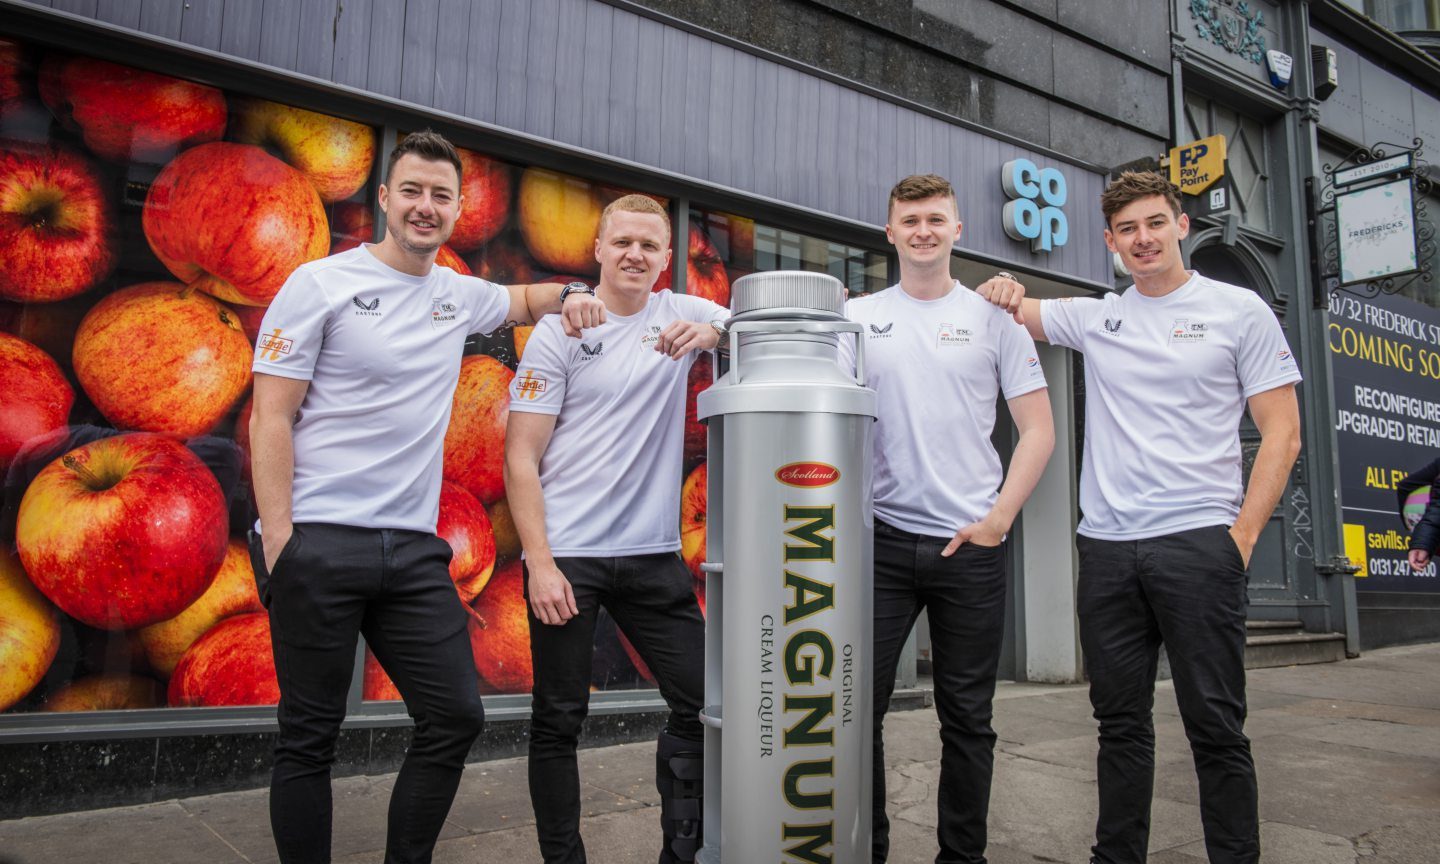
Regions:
[[937, 323, 973, 347], [641, 325, 661, 348], [1102, 318, 1122, 336], [869, 322, 894, 339], [352, 296, 382, 317], [1168, 318, 1209, 343], [579, 341, 604, 359], [431, 298, 459, 328]]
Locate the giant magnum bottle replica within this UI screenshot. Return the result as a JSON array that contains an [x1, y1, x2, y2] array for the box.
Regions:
[[696, 271, 877, 864]]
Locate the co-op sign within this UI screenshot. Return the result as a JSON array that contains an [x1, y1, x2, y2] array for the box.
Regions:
[[1002, 158, 1069, 253]]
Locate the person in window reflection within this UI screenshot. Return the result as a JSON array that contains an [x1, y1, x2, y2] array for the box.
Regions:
[[978, 171, 1303, 864], [836, 174, 1055, 864], [505, 195, 727, 864], [248, 129, 605, 864]]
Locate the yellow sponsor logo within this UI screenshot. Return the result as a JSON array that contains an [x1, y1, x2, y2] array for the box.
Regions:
[[1169, 135, 1227, 195]]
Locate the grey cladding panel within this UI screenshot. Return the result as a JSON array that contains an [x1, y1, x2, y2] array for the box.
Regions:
[[630, 15, 663, 169], [605, 10, 637, 161], [218, 0, 260, 60], [522, 0, 558, 140], [575, 0, 610, 154], [550, 0, 587, 149], [365, 0, 405, 98], [331, 0, 372, 91], [256, 0, 301, 72], [680, 32, 712, 182], [491, 0, 529, 132], [431, 0, 472, 116], [399, 0, 440, 106], [294, 0, 338, 81], [178, 0, 224, 52], [462, 0, 502, 124], [94, 0, 141, 29]]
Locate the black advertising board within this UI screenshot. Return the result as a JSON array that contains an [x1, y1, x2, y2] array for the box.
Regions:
[[1329, 290, 1440, 592]]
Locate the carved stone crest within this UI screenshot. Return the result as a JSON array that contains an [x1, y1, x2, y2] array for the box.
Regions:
[[1189, 0, 1268, 65]]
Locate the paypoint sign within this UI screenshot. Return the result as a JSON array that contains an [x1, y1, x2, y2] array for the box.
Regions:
[[1001, 158, 1069, 253], [1169, 135, 1227, 195]]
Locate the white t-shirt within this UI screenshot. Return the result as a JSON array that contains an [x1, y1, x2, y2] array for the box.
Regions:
[[1041, 271, 1302, 541], [252, 245, 510, 533], [509, 290, 726, 557], [839, 282, 1048, 538]]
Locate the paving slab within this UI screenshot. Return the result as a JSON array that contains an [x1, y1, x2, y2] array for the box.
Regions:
[[0, 800, 248, 864]]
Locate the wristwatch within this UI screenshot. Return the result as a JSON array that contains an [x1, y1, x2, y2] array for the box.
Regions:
[[559, 281, 595, 303], [710, 318, 729, 339]]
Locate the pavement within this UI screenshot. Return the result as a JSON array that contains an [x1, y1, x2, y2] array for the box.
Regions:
[[2, 642, 1439, 864]]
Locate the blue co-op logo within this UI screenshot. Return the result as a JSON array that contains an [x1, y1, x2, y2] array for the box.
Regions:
[[1001, 159, 1068, 253]]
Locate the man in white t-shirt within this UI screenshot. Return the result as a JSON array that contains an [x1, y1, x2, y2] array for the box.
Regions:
[[505, 195, 725, 864], [839, 174, 1054, 864], [980, 171, 1302, 864], [249, 130, 605, 864]]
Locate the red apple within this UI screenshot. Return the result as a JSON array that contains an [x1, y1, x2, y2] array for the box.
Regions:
[[434, 244, 472, 275], [0, 546, 60, 712], [447, 148, 512, 253], [470, 560, 532, 693], [443, 354, 514, 505], [680, 462, 707, 580], [43, 674, 165, 712], [138, 539, 263, 678], [0, 143, 117, 302], [438, 481, 497, 604], [518, 168, 603, 275], [16, 433, 229, 630], [229, 97, 374, 202], [73, 282, 252, 436], [653, 223, 731, 306], [486, 498, 522, 566], [473, 236, 539, 284], [168, 611, 280, 706], [143, 142, 329, 306], [39, 54, 225, 164], [684, 354, 712, 470], [0, 332, 73, 470], [330, 200, 375, 248]]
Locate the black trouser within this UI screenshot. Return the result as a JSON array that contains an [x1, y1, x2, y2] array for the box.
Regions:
[[871, 519, 1008, 864], [1077, 525, 1258, 864], [525, 553, 706, 864], [249, 523, 486, 864]]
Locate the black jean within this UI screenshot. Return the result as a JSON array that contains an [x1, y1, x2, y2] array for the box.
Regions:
[[249, 523, 486, 864], [871, 519, 1008, 864], [525, 553, 706, 864], [1077, 524, 1258, 864]]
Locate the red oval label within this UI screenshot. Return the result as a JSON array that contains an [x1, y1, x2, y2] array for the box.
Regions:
[[775, 462, 841, 488]]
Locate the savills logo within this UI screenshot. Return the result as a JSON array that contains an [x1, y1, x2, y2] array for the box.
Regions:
[[775, 462, 841, 488]]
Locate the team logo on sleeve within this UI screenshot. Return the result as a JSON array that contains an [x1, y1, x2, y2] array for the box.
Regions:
[[1025, 356, 1039, 368], [352, 296, 382, 317], [514, 370, 548, 400], [1168, 318, 1208, 343], [430, 298, 458, 328], [579, 341, 604, 359], [869, 322, 894, 339], [258, 328, 293, 361], [937, 323, 973, 347]]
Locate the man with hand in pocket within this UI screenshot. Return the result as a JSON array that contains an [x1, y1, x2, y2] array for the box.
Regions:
[[978, 171, 1302, 864], [839, 174, 1055, 864]]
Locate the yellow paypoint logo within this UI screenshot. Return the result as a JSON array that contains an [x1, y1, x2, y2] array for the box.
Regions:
[[1342, 523, 1368, 578], [1169, 135, 1227, 195]]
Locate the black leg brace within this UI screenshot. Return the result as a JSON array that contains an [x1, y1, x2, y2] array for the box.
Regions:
[[656, 730, 704, 863]]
